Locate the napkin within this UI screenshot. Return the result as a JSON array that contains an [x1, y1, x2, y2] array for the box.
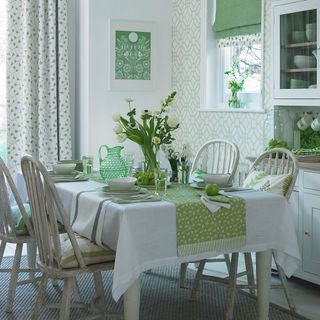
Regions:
[[201, 195, 231, 214], [111, 195, 162, 204]]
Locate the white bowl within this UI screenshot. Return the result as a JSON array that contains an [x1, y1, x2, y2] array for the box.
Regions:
[[52, 163, 76, 175], [107, 177, 137, 190], [203, 174, 231, 187], [294, 55, 316, 69]]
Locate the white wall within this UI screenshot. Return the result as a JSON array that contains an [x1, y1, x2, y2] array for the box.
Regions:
[[75, 0, 172, 167]]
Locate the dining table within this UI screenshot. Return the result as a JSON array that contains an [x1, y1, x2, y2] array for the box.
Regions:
[[47, 181, 301, 320], [16, 175, 301, 320]]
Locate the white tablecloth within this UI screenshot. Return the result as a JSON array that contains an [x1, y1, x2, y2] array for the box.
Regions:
[[49, 181, 301, 302]]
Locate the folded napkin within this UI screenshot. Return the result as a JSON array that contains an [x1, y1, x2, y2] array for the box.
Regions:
[[111, 194, 162, 204], [201, 195, 231, 213], [49, 171, 88, 183]]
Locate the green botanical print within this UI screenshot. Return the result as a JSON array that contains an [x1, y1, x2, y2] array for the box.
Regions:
[[245, 171, 268, 189], [115, 30, 151, 80], [282, 175, 293, 196]]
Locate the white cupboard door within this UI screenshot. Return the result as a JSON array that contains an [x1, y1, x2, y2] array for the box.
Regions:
[[303, 193, 320, 276], [273, 0, 320, 100]]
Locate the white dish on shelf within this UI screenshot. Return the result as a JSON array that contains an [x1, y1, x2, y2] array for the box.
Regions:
[[293, 55, 316, 69]]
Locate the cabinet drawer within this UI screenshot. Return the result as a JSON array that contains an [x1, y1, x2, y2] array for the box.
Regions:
[[303, 171, 320, 191]]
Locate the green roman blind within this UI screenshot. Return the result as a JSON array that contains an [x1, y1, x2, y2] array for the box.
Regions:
[[213, 0, 262, 39]]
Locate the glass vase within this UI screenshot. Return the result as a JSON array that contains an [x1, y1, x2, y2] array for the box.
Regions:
[[228, 90, 241, 108], [140, 145, 159, 172]]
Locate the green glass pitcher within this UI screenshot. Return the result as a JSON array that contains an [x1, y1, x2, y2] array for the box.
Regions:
[[99, 145, 128, 180]]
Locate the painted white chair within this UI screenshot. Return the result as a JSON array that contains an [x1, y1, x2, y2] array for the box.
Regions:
[[180, 139, 241, 288], [21, 155, 121, 320], [0, 157, 40, 313], [190, 148, 299, 318]]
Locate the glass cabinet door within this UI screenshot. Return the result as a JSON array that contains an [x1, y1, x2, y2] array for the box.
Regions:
[[273, 0, 320, 99]]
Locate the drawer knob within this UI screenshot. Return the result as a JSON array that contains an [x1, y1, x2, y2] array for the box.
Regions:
[[304, 231, 310, 236]]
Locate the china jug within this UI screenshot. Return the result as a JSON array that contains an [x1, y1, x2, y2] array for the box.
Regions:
[[99, 145, 128, 180]]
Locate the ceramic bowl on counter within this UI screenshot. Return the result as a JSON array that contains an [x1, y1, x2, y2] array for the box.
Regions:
[[293, 55, 316, 69]]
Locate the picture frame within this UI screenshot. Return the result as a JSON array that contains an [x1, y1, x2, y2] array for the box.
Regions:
[[109, 19, 156, 91]]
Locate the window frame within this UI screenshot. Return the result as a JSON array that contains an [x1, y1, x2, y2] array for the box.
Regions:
[[199, 0, 264, 113]]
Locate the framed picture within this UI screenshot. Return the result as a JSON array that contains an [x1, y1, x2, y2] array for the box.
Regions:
[[109, 19, 156, 91]]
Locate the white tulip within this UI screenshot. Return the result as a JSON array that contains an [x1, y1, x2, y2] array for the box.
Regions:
[[112, 113, 121, 122], [167, 116, 179, 128], [113, 123, 123, 134], [117, 133, 127, 143], [152, 136, 161, 145], [125, 97, 134, 103]]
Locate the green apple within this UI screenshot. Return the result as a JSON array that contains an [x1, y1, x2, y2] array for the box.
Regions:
[[205, 183, 220, 196]]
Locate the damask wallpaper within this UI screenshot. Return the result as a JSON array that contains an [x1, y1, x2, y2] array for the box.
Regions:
[[171, 0, 272, 170]]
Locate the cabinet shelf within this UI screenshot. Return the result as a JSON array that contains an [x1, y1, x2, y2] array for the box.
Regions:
[[285, 41, 317, 48], [284, 68, 317, 73]]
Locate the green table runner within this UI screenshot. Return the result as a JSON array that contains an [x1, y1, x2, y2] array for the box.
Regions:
[[163, 186, 246, 256]]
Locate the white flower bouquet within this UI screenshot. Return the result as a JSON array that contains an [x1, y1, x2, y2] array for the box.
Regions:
[[113, 92, 179, 172]]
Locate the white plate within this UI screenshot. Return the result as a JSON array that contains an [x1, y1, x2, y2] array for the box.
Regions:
[[100, 185, 148, 195], [190, 182, 232, 190], [190, 182, 205, 189]]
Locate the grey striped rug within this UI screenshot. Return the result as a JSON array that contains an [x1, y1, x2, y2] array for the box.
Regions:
[[0, 257, 310, 319]]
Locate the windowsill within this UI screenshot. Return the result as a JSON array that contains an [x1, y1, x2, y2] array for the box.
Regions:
[[198, 107, 265, 113]]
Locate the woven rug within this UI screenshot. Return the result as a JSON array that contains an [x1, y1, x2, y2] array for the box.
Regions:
[[0, 257, 310, 320]]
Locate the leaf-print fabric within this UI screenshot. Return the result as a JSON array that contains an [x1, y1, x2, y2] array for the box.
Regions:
[[7, 0, 72, 173]]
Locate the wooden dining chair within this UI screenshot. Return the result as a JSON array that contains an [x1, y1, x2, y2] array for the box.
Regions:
[[21, 155, 121, 320], [0, 157, 40, 313], [190, 148, 299, 318], [180, 139, 242, 288]]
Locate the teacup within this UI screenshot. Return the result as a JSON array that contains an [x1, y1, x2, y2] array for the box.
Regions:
[[297, 113, 313, 130], [311, 116, 320, 131], [292, 31, 305, 43], [290, 78, 306, 89]]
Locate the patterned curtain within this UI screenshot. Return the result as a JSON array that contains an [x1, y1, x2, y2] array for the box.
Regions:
[[6, 0, 72, 173]]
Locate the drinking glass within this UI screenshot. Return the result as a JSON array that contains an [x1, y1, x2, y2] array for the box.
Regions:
[[82, 156, 93, 176], [154, 168, 168, 195], [123, 152, 135, 176], [178, 162, 190, 184]]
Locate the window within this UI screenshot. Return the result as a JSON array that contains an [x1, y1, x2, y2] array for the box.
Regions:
[[0, 0, 6, 161], [200, 0, 263, 111], [221, 44, 262, 109]]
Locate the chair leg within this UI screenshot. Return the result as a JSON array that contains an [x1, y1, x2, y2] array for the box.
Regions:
[[224, 254, 231, 273], [190, 260, 206, 301], [244, 252, 256, 295], [59, 277, 73, 320], [32, 274, 48, 320], [273, 252, 296, 313], [0, 240, 6, 265], [225, 253, 239, 320], [73, 277, 82, 302], [94, 272, 106, 310], [180, 263, 188, 288], [27, 242, 37, 282], [5, 243, 22, 313]]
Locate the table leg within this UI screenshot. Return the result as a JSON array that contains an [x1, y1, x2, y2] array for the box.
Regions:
[[27, 242, 37, 281], [124, 277, 141, 320], [256, 250, 272, 320]]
